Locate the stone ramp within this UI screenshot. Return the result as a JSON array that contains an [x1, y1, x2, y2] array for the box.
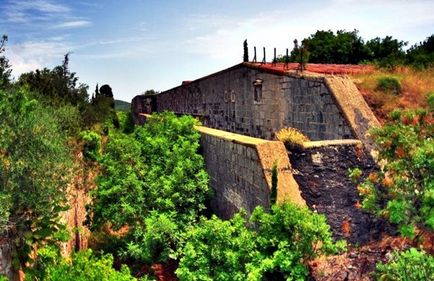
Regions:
[[324, 76, 381, 151]]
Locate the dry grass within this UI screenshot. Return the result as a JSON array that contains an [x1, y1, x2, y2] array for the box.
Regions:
[[351, 66, 434, 122], [276, 127, 310, 150]]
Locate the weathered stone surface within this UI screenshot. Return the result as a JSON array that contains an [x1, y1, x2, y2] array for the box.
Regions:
[[132, 64, 376, 142], [289, 141, 389, 244], [0, 239, 12, 280]]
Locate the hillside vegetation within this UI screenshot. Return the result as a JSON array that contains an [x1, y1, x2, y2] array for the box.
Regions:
[[351, 67, 434, 122], [1, 30, 433, 281]]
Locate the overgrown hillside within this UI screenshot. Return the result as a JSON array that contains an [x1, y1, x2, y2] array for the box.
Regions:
[[351, 67, 434, 122]]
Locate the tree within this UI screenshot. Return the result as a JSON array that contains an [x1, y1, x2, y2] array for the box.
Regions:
[[406, 34, 434, 68], [0, 89, 74, 269], [243, 39, 249, 62], [365, 36, 407, 68], [90, 83, 118, 128], [18, 53, 89, 108], [301, 29, 367, 64], [0, 35, 12, 89]]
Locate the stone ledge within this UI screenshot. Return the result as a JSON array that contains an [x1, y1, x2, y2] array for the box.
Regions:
[[303, 139, 362, 148]]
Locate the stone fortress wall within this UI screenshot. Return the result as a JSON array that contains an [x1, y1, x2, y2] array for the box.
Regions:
[[138, 64, 353, 141], [132, 63, 382, 243]]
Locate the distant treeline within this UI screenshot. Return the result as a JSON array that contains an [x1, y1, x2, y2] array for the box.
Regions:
[[272, 30, 434, 69]]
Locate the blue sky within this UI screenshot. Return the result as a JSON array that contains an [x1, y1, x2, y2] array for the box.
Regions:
[[1, 0, 434, 102]]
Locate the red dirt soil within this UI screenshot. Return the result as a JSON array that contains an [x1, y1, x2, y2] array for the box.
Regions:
[[248, 62, 375, 75]]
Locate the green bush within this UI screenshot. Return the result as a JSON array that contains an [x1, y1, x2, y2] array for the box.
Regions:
[[177, 203, 346, 281], [374, 248, 434, 281], [0, 89, 73, 268], [28, 248, 136, 281], [89, 112, 210, 263], [0, 275, 7, 281], [116, 111, 135, 134], [80, 130, 101, 160], [352, 97, 433, 238], [54, 105, 82, 137], [376, 76, 402, 95]]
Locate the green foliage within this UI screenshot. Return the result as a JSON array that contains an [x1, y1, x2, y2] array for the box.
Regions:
[[117, 111, 135, 134], [406, 34, 434, 69], [354, 99, 434, 238], [177, 213, 257, 281], [376, 76, 402, 95], [27, 248, 136, 281], [365, 36, 407, 68], [127, 211, 180, 263], [80, 131, 101, 160], [374, 248, 434, 281], [0, 35, 11, 89], [0, 89, 73, 267], [89, 112, 210, 263], [300, 29, 367, 64], [54, 105, 83, 137], [177, 203, 346, 281], [84, 84, 118, 127], [18, 54, 89, 109], [248, 204, 346, 280], [0, 275, 7, 281]]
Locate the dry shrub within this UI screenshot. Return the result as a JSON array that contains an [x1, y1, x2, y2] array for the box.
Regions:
[[351, 66, 434, 122], [276, 127, 310, 150]]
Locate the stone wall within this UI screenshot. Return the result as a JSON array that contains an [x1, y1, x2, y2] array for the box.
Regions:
[[289, 140, 387, 244], [0, 239, 12, 280], [138, 63, 357, 141], [196, 126, 305, 219]]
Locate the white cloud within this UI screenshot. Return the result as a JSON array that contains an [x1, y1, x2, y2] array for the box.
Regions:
[[53, 20, 91, 29], [4, 0, 69, 23], [6, 40, 72, 77], [182, 0, 434, 64]]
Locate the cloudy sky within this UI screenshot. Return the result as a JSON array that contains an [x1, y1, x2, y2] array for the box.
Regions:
[[1, 0, 433, 102]]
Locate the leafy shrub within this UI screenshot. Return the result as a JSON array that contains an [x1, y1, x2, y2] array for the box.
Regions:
[[80, 130, 101, 160], [177, 203, 346, 281], [176, 213, 257, 281], [0, 89, 73, 268], [127, 211, 180, 263], [89, 112, 210, 263], [28, 248, 136, 281], [0, 275, 7, 281], [376, 76, 402, 95], [53, 105, 82, 137], [248, 204, 346, 280], [352, 96, 433, 238], [117, 111, 135, 134], [276, 127, 310, 150], [374, 248, 434, 281]]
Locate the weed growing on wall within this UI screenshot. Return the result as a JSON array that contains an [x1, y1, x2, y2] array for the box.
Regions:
[[276, 127, 310, 150]]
